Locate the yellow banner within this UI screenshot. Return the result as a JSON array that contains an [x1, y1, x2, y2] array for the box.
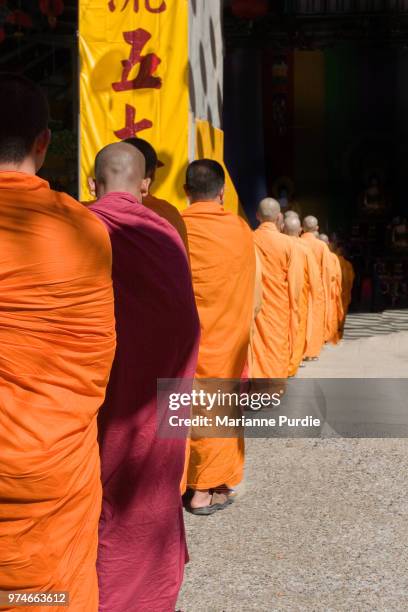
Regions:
[[79, 0, 189, 207]]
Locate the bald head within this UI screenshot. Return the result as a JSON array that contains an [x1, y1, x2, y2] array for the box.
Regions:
[[302, 215, 319, 233], [319, 233, 329, 245], [284, 210, 299, 219], [257, 198, 281, 224], [94, 142, 148, 200], [283, 215, 301, 237]]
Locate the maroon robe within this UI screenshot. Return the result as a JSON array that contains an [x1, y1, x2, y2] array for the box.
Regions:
[[90, 192, 200, 612]]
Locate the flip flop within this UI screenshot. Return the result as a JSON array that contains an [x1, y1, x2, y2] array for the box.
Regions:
[[188, 491, 234, 516]]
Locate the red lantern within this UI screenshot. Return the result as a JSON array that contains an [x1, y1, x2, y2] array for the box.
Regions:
[[6, 10, 33, 28], [231, 0, 268, 19], [39, 0, 64, 29]]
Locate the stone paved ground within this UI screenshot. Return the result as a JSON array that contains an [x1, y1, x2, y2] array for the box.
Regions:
[[177, 324, 408, 612]]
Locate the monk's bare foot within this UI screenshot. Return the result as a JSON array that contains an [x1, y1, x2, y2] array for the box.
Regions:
[[188, 488, 234, 515], [190, 489, 212, 509]]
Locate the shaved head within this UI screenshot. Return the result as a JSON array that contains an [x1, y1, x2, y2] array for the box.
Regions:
[[302, 215, 319, 233], [319, 233, 329, 244], [284, 210, 299, 219], [185, 159, 225, 203], [283, 215, 301, 237], [94, 142, 148, 200], [257, 198, 281, 223]]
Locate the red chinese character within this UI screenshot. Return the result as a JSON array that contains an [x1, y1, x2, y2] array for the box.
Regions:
[[145, 0, 166, 12], [108, 0, 166, 13], [112, 29, 162, 92], [114, 104, 153, 140]]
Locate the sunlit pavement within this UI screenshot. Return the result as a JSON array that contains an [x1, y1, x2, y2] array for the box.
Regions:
[[178, 315, 408, 611]]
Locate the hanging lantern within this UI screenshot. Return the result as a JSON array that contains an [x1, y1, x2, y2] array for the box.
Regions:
[[231, 0, 268, 20], [39, 0, 64, 29]]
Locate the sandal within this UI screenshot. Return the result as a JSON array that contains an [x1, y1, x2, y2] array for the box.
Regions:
[[187, 491, 234, 516]]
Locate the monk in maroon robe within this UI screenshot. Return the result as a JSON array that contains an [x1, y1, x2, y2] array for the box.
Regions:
[[89, 143, 200, 612]]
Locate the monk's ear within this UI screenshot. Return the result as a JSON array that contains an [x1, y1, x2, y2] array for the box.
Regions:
[[141, 178, 151, 198], [219, 186, 225, 204], [35, 128, 51, 154], [88, 177, 96, 198]]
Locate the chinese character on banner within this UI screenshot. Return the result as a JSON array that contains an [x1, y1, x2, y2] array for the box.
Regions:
[[114, 104, 153, 140], [108, 0, 166, 14], [112, 29, 162, 92]]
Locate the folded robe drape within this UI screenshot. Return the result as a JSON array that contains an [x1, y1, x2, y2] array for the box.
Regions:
[[182, 201, 255, 491], [297, 238, 325, 359], [143, 193, 189, 254], [327, 252, 344, 345], [0, 172, 115, 612], [338, 254, 355, 321], [288, 239, 309, 377], [301, 232, 331, 352], [90, 192, 199, 612]]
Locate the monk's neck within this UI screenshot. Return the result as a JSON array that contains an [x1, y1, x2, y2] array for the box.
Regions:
[[188, 199, 223, 209], [101, 187, 142, 202], [261, 221, 279, 231], [0, 159, 37, 175]]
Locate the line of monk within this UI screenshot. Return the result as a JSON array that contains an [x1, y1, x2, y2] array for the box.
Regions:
[[0, 73, 355, 611]]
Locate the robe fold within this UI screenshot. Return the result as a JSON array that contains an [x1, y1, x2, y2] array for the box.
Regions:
[[297, 239, 325, 359], [338, 255, 355, 338], [252, 223, 301, 379], [182, 201, 255, 491], [301, 232, 332, 350], [0, 172, 115, 611], [338, 254, 355, 323], [90, 192, 199, 612], [288, 240, 308, 377], [143, 193, 189, 254], [327, 252, 344, 345]]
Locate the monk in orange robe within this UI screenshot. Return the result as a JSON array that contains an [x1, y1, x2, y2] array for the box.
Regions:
[[301, 216, 332, 357], [336, 246, 355, 334], [124, 137, 189, 252], [320, 234, 344, 344], [251, 199, 301, 378], [283, 215, 309, 376], [182, 160, 256, 515], [0, 74, 115, 611], [283, 212, 324, 362]]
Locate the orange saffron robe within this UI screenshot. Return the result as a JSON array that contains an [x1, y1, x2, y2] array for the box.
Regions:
[[182, 201, 255, 490], [252, 223, 301, 379], [338, 254, 355, 321], [144, 193, 189, 253], [0, 172, 115, 611], [327, 252, 344, 344], [288, 239, 309, 376], [297, 238, 325, 359], [301, 232, 332, 348]]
